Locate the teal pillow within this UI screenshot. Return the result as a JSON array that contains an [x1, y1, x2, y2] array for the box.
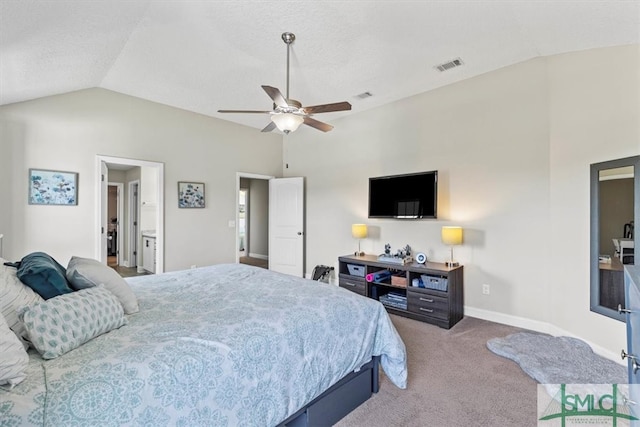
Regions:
[[16, 252, 73, 300], [18, 286, 127, 359]]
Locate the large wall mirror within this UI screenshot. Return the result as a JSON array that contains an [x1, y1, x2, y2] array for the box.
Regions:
[[590, 155, 640, 321]]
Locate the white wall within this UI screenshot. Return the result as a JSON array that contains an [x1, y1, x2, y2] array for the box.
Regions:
[[0, 88, 282, 270], [546, 45, 640, 354], [139, 166, 158, 233], [284, 45, 639, 355]]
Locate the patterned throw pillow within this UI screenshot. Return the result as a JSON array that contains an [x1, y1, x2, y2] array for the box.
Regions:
[[18, 286, 127, 359]]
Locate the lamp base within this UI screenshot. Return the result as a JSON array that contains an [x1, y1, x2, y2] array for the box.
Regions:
[[445, 261, 459, 267], [354, 251, 365, 257]]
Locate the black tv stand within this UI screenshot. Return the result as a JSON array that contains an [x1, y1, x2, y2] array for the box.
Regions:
[[338, 254, 464, 329]]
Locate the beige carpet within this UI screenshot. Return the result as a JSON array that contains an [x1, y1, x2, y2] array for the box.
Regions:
[[335, 315, 538, 427]]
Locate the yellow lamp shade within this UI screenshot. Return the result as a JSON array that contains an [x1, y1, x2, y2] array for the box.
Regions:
[[441, 226, 463, 245], [352, 224, 368, 239]]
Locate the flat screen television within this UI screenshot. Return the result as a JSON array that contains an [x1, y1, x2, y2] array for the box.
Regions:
[[368, 171, 438, 219]]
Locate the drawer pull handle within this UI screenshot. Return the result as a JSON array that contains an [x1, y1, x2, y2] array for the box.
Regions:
[[344, 282, 356, 287], [419, 307, 434, 313], [419, 297, 434, 303], [618, 304, 632, 314]]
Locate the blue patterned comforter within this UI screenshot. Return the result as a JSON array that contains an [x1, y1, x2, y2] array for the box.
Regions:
[[1, 264, 407, 426]]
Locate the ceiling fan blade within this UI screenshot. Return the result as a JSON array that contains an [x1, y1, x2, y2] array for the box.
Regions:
[[303, 101, 352, 115], [262, 86, 288, 108], [217, 110, 272, 114], [261, 121, 277, 133], [303, 116, 334, 132]]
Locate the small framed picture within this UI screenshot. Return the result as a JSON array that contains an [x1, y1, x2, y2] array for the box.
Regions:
[[178, 181, 205, 208], [29, 169, 78, 206]]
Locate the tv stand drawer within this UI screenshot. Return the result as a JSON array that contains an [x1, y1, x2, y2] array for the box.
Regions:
[[407, 292, 448, 320], [339, 274, 366, 296]]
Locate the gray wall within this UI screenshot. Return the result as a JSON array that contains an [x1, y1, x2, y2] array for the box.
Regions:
[[248, 178, 269, 257], [283, 45, 640, 357], [1, 45, 638, 359], [0, 88, 282, 270]]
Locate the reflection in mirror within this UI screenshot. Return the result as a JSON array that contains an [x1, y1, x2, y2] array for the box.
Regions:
[[591, 156, 639, 321], [598, 167, 634, 310]]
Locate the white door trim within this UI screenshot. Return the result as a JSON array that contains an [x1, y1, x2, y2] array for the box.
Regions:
[[235, 172, 274, 263], [128, 180, 140, 269], [108, 182, 124, 266], [96, 155, 165, 273]]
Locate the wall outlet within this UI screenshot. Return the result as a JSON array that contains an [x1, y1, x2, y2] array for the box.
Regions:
[[482, 284, 490, 295], [190, 265, 197, 269]]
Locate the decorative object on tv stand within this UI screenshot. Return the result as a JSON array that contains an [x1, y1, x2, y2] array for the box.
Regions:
[[415, 252, 427, 264], [378, 244, 413, 265], [442, 226, 463, 267], [351, 224, 368, 256]]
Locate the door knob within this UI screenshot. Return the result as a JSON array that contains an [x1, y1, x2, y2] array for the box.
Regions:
[[619, 304, 632, 314], [622, 349, 638, 361], [297, 231, 303, 235]]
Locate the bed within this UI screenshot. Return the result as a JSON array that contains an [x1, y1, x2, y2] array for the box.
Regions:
[[0, 262, 407, 426]]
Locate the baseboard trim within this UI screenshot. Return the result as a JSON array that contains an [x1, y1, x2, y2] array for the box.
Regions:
[[248, 253, 268, 260], [464, 306, 624, 364]]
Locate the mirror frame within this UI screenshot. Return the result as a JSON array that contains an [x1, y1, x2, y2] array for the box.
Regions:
[[590, 155, 640, 321]]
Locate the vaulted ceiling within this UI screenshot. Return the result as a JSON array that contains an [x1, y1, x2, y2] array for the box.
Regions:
[[1, 1, 639, 131]]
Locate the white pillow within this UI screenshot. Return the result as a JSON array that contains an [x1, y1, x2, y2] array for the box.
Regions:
[[66, 256, 139, 314], [18, 286, 127, 359], [0, 312, 29, 388], [0, 257, 43, 337]]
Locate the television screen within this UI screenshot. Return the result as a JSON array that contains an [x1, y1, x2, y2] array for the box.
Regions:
[[368, 171, 437, 219]]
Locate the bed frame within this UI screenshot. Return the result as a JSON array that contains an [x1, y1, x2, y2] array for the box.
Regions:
[[278, 356, 380, 427]]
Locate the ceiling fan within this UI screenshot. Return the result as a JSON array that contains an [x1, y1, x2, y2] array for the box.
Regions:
[[218, 32, 352, 134]]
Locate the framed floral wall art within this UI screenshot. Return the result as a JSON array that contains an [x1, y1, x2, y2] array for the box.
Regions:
[[178, 181, 205, 208], [29, 169, 78, 206]]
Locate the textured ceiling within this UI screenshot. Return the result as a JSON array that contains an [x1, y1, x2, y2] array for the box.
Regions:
[[1, 1, 639, 131]]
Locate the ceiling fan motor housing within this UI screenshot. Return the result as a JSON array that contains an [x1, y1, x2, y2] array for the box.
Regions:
[[282, 32, 295, 44]]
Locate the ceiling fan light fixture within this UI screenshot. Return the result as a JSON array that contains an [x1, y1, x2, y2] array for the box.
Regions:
[[271, 113, 304, 134]]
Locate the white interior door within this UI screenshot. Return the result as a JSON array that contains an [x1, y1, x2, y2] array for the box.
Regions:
[[100, 161, 108, 264], [269, 177, 304, 276]]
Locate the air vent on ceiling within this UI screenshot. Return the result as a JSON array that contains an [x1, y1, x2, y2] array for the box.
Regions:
[[355, 91, 373, 99], [435, 58, 464, 72]]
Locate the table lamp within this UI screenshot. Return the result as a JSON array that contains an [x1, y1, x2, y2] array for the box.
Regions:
[[352, 224, 368, 256], [441, 226, 462, 267]]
